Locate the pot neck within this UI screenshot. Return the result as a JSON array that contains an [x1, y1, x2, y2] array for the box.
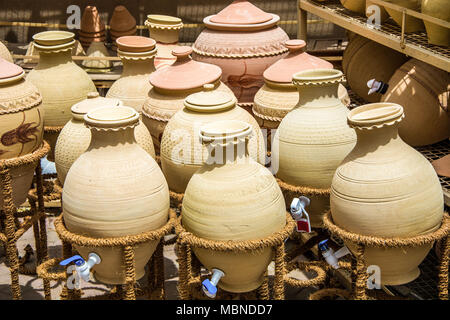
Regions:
[[121, 57, 156, 76], [353, 123, 402, 155], [295, 82, 340, 109], [88, 127, 136, 150], [204, 139, 250, 166], [37, 49, 73, 67]]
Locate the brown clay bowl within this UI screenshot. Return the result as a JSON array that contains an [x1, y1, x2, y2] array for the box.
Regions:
[[115, 36, 156, 53]]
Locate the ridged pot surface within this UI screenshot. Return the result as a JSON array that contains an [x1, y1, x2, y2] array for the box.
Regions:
[[421, 0, 450, 46]]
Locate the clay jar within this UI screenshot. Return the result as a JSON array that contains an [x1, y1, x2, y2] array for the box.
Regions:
[[182, 120, 286, 293], [160, 84, 266, 193], [54, 92, 156, 185], [272, 69, 356, 227], [62, 106, 169, 284], [331, 103, 444, 285], [421, 0, 450, 46], [253, 39, 350, 130], [340, 0, 366, 14], [27, 31, 96, 161], [0, 59, 44, 208], [79, 6, 106, 49], [109, 5, 137, 46], [192, 0, 289, 107], [383, 0, 424, 32], [141, 46, 234, 153]]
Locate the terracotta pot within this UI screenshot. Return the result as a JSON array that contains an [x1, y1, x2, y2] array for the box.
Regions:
[[330, 103, 444, 285], [80, 6, 105, 34], [340, 0, 366, 14], [182, 119, 286, 293], [27, 31, 96, 161], [365, 0, 389, 22], [110, 27, 138, 38], [421, 0, 450, 46], [116, 36, 156, 53], [342, 35, 408, 103], [272, 69, 356, 227], [383, 0, 425, 32], [0, 59, 44, 208], [192, 1, 289, 105], [142, 46, 235, 153], [25, 40, 86, 66], [0, 40, 13, 63], [382, 59, 450, 146], [62, 106, 169, 285], [82, 42, 112, 71], [109, 5, 136, 33], [161, 84, 266, 193]]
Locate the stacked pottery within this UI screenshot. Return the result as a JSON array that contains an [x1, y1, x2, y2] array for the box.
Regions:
[[421, 0, 450, 46], [192, 0, 289, 108], [82, 42, 112, 73], [54, 92, 155, 185], [272, 69, 356, 227], [331, 103, 444, 285], [109, 5, 137, 50], [0, 40, 13, 62], [62, 106, 169, 284], [141, 46, 235, 153], [382, 0, 424, 32], [79, 6, 106, 49], [182, 120, 286, 293], [145, 14, 184, 69], [25, 40, 85, 66], [0, 59, 44, 208], [253, 39, 350, 130], [382, 59, 450, 146], [160, 84, 266, 193], [27, 31, 96, 161], [340, 0, 366, 14]]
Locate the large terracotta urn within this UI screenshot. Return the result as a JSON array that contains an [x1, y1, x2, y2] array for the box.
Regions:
[[54, 92, 155, 185], [272, 69, 356, 227], [382, 0, 424, 32], [340, 0, 366, 14], [253, 39, 350, 130], [182, 120, 286, 293], [421, 0, 450, 46], [0, 59, 44, 208], [160, 84, 266, 193], [331, 103, 444, 285], [142, 46, 235, 153], [192, 0, 289, 107], [62, 106, 169, 285], [342, 35, 408, 103], [27, 31, 96, 161]]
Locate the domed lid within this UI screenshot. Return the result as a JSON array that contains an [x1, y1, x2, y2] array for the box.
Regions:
[[347, 103, 404, 129], [32, 31, 75, 46], [80, 6, 105, 33], [116, 36, 156, 53], [184, 84, 236, 112], [264, 40, 334, 83], [200, 120, 252, 144], [210, 1, 272, 25], [0, 58, 24, 81], [149, 46, 222, 91], [109, 5, 137, 32], [146, 14, 183, 29], [84, 105, 139, 130], [71, 92, 122, 117]]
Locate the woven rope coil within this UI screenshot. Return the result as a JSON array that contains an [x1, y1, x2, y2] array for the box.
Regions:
[[276, 178, 331, 196], [284, 261, 328, 288], [0, 141, 50, 170], [309, 288, 352, 300], [36, 258, 67, 281], [44, 126, 63, 134]]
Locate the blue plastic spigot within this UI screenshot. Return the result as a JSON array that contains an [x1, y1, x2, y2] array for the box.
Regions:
[[60, 255, 85, 267], [318, 239, 329, 252]]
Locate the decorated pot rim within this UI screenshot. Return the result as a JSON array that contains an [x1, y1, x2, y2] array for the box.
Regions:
[[199, 120, 252, 144], [347, 102, 405, 130], [292, 69, 343, 86], [145, 14, 183, 30], [117, 47, 157, 60], [84, 105, 139, 130], [32, 30, 75, 46], [33, 39, 76, 53], [203, 13, 280, 32]]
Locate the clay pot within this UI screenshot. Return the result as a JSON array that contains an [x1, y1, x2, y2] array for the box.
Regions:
[[253, 39, 350, 130], [116, 36, 156, 53], [342, 35, 408, 103], [340, 0, 366, 14], [62, 106, 169, 284], [141, 46, 235, 153], [383, 0, 425, 32], [0, 40, 13, 63], [27, 31, 96, 161], [80, 5, 105, 49], [25, 40, 86, 66], [160, 84, 266, 193], [0, 59, 44, 208], [110, 5, 136, 33], [272, 69, 356, 227], [82, 42, 112, 72], [421, 0, 450, 46], [182, 119, 286, 293], [382, 59, 450, 146], [32, 31, 74, 46], [110, 27, 137, 38], [330, 103, 444, 285], [192, 1, 289, 106], [366, 0, 389, 22]]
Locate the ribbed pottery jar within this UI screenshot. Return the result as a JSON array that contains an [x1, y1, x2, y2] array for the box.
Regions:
[[253, 39, 350, 130], [340, 0, 366, 14], [27, 31, 96, 161], [55, 92, 156, 185], [272, 69, 356, 227], [382, 59, 450, 146], [142, 46, 235, 153], [383, 0, 424, 32], [0, 59, 44, 208], [192, 0, 289, 107], [421, 0, 450, 46], [62, 106, 169, 285], [342, 35, 408, 103], [331, 103, 444, 285], [182, 120, 286, 293], [160, 84, 265, 193]]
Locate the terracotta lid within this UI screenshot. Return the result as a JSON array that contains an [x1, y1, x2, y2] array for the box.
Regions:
[[149, 46, 222, 91], [32, 31, 75, 46], [71, 92, 122, 119], [116, 36, 156, 53], [0, 58, 24, 80], [210, 1, 272, 25], [184, 84, 236, 112], [146, 14, 183, 28], [264, 39, 333, 83], [84, 105, 139, 130], [109, 5, 137, 32], [348, 103, 405, 129], [80, 6, 105, 34]]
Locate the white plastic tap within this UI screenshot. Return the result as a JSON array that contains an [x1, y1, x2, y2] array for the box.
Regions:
[[318, 240, 350, 269], [60, 253, 101, 282]]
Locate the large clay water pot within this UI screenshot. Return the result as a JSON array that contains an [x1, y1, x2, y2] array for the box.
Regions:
[[421, 0, 450, 46], [272, 69, 356, 227], [192, 0, 289, 107], [62, 106, 169, 285], [27, 31, 96, 161], [331, 103, 444, 285], [340, 0, 366, 14], [182, 120, 286, 293], [382, 0, 425, 32], [0, 59, 44, 208], [382, 59, 450, 146], [161, 84, 265, 193]]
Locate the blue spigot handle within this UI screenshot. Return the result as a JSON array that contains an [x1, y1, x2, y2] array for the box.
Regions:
[[60, 255, 85, 267], [202, 279, 218, 297], [318, 239, 329, 252]]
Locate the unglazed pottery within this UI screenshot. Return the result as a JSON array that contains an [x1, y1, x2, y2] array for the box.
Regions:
[[0, 41, 13, 63], [142, 46, 235, 153], [192, 1, 289, 106], [0, 59, 43, 208], [272, 69, 356, 227], [340, 0, 366, 14], [80, 6, 106, 48], [27, 31, 96, 161], [82, 42, 112, 72], [342, 35, 408, 103], [331, 103, 444, 285], [383, 0, 424, 32], [421, 0, 450, 46], [160, 84, 266, 193], [63, 106, 169, 285], [110, 5, 137, 37], [25, 40, 85, 66], [382, 59, 450, 146], [182, 120, 285, 293]]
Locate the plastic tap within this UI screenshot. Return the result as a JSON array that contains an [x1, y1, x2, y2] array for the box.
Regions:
[[318, 239, 350, 269], [290, 196, 312, 233], [202, 269, 225, 298], [60, 253, 101, 282], [367, 79, 389, 95]]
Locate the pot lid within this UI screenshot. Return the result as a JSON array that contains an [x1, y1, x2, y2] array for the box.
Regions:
[[0, 58, 24, 80], [146, 14, 183, 28], [116, 36, 156, 53], [71, 92, 122, 116], [149, 46, 222, 91], [32, 31, 75, 46], [263, 40, 333, 83], [210, 1, 272, 25], [84, 105, 139, 130], [200, 120, 252, 144], [184, 84, 236, 112]]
